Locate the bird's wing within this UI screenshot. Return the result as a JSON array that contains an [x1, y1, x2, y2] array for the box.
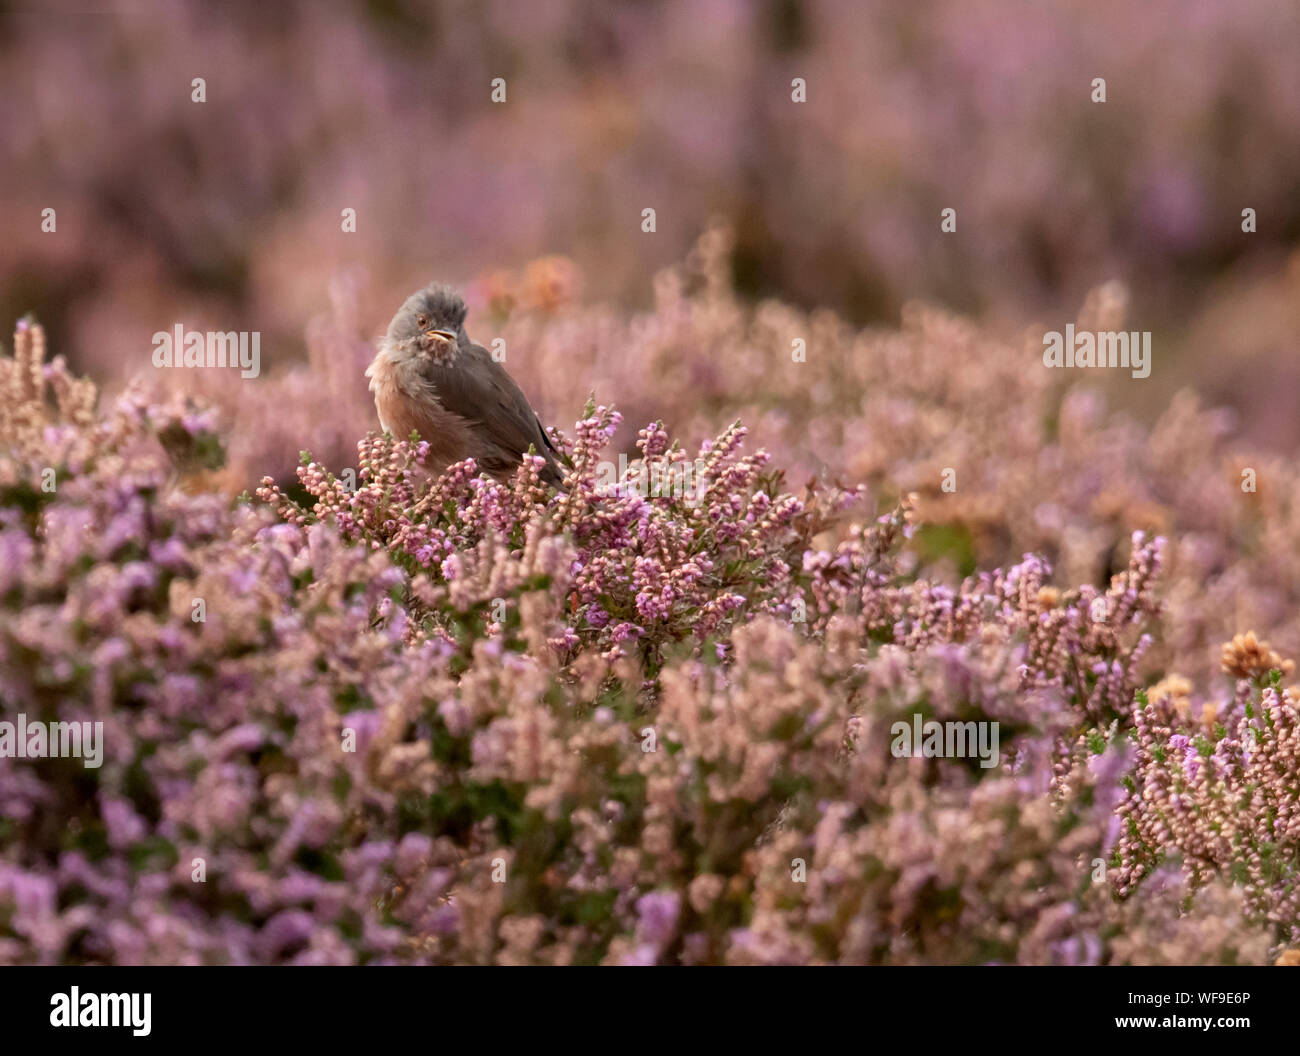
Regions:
[[423, 342, 560, 471], [537, 415, 561, 455]]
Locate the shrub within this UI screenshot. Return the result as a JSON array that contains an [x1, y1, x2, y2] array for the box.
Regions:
[[0, 258, 1295, 962]]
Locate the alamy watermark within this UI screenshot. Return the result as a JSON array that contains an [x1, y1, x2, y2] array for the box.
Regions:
[[152, 324, 260, 378], [594, 454, 709, 508], [0, 714, 103, 768], [50, 987, 150, 1036], [891, 715, 1000, 769], [1043, 324, 1150, 379]]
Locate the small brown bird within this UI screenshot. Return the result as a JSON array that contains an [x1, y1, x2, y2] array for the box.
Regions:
[[366, 284, 565, 487]]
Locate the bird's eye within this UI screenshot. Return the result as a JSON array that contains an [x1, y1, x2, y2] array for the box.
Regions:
[[416, 315, 428, 329]]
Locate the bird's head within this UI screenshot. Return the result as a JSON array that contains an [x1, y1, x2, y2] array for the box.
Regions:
[[386, 284, 469, 361]]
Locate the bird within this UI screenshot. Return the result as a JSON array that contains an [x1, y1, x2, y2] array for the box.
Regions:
[[366, 283, 565, 488]]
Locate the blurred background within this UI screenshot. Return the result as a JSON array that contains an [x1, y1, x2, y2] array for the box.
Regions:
[[3, 0, 1300, 478]]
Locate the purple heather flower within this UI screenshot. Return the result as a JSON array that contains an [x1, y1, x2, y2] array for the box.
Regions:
[[635, 891, 681, 948]]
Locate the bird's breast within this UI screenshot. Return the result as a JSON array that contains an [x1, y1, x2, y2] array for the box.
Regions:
[[367, 350, 472, 465]]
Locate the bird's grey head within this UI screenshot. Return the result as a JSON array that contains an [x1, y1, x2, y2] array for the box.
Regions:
[[386, 284, 469, 359]]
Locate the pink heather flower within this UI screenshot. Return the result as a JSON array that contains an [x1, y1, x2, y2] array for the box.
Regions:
[[635, 891, 681, 948], [255, 910, 316, 960], [100, 796, 148, 849]]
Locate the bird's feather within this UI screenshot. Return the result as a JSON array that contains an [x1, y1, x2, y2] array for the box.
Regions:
[[420, 342, 564, 485]]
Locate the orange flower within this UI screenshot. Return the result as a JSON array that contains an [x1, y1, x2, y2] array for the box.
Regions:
[[1220, 632, 1295, 680]]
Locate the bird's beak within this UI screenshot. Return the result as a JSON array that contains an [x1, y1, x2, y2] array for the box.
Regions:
[[425, 328, 457, 343]]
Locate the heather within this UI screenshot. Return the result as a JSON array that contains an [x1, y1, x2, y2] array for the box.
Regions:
[[3, 242, 1300, 963]]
